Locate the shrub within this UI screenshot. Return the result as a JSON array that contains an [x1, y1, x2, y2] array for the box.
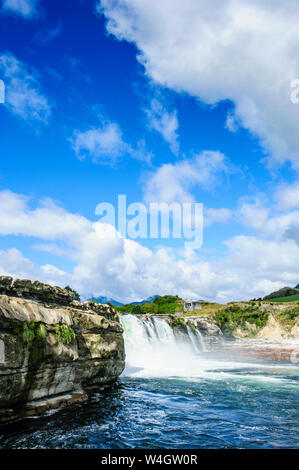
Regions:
[[64, 285, 81, 302], [14, 321, 47, 344], [278, 307, 299, 328], [170, 317, 186, 329], [13, 321, 48, 360], [54, 323, 76, 344], [214, 306, 268, 337]]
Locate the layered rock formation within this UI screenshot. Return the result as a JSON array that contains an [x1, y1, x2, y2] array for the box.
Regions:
[[183, 316, 223, 345], [0, 276, 125, 423]]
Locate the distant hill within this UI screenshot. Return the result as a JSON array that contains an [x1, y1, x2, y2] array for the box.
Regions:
[[296, 284, 299, 289], [263, 286, 299, 301], [89, 295, 161, 307], [131, 295, 161, 305], [89, 297, 123, 307]]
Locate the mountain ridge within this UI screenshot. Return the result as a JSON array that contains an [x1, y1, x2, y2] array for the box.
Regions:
[[88, 296, 123, 307]]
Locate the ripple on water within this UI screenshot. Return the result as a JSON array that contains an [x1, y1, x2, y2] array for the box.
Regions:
[[0, 362, 298, 449]]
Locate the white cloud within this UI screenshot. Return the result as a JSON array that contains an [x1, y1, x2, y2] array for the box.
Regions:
[[238, 198, 270, 233], [0, 189, 298, 303], [0, 53, 51, 122], [225, 112, 239, 133], [99, 0, 299, 167], [71, 122, 130, 165], [71, 120, 152, 165], [2, 0, 39, 18], [0, 248, 37, 278], [0, 190, 90, 241], [237, 195, 299, 248], [145, 99, 179, 155], [143, 151, 229, 204], [275, 181, 299, 211], [204, 208, 232, 228], [0, 247, 69, 286]]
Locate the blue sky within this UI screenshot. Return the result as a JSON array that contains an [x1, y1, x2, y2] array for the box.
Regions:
[[0, 0, 299, 303]]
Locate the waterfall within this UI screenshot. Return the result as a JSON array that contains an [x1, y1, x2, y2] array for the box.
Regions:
[[187, 325, 207, 353], [120, 314, 207, 378], [152, 317, 176, 344], [196, 329, 207, 352]]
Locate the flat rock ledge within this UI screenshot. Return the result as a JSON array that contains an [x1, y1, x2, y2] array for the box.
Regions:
[[0, 277, 125, 423]]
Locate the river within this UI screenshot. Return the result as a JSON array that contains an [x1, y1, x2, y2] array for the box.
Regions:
[[0, 314, 298, 449]]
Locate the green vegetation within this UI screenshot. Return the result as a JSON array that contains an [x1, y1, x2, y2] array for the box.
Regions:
[[169, 316, 187, 330], [268, 294, 299, 303], [64, 285, 81, 302], [54, 323, 76, 344], [14, 320, 76, 346], [40, 291, 54, 302], [263, 286, 299, 301], [118, 295, 182, 315], [214, 305, 268, 337], [277, 307, 299, 328], [14, 321, 47, 343], [13, 321, 48, 360]]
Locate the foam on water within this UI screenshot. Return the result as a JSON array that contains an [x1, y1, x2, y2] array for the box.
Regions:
[[0, 314, 298, 449], [120, 314, 299, 384]]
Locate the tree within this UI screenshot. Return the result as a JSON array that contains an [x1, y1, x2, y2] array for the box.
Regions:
[[64, 285, 80, 302], [132, 305, 143, 315]]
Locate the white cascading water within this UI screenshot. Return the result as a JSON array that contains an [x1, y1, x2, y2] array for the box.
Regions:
[[120, 314, 209, 378], [120, 314, 293, 382], [186, 325, 206, 354]]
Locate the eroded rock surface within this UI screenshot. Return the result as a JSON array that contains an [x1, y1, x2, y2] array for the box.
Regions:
[[0, 277, 125, 422]]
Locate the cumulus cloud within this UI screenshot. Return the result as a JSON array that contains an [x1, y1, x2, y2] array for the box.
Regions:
[[143, 151, 229, 204], [99, 0, 299, 167], [238, 196, 299, 248], [145, 99, 179, 155], [2, 0, 40, 18], [1, 188, 297, 303], [275, 181, 299, 211], [71, 119, 152, 165], [204, 208, 232, 228], [0, 247, 70, 287], [71, 122, 130, 165], [0, 248, 37, 278], [0, 53, 51, 122], [0, 190, 90, 241]]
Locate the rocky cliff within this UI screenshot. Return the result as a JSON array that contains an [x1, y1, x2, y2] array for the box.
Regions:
[[0, 277, 125, 423]]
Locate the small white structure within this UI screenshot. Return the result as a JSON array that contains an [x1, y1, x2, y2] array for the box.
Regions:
[[184, 300, 203, 313]]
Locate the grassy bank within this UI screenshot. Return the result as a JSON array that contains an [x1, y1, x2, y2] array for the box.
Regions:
[[268, 295, 299, 303]]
